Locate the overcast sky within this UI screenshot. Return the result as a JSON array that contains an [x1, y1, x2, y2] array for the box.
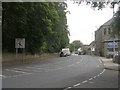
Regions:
[[66, 1, 118, 45]]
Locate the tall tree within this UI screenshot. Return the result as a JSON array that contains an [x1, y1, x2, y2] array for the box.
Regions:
[[69, 40, 83, 52], [2, 2, 69, 54]]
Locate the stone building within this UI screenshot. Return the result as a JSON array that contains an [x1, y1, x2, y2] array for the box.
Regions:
[[89, 41, 95, 55], [95, 18, 120, 57]]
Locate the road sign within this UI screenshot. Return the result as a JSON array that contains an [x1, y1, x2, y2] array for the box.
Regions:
[[15, 38, 25, 48], [108, 42, 118, 47]]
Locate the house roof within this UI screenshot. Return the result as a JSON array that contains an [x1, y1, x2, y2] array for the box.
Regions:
[[102, 18, 114, 26]]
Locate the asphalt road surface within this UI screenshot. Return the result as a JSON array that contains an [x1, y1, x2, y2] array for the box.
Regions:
[[2, 55, 119, 89]]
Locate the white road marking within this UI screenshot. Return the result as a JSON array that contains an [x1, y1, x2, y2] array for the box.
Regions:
[[73, 83, 81, 87], [101, 69, 106, 74], [82, 80, 87, 83], [0, 75, 6, 78], [97, 74, 100, 76], [4, 73, 31, 78], [14, 68, 42, 72], [5, 69, 29, 74], [67, 87, 72, 89], [93, 76, 97, 79], [99, 58, 103, 64], [103, 69, 106, 72], [89, 78, 93, 80], [63, 66, 106, 90], [63, 86, 72, 90]]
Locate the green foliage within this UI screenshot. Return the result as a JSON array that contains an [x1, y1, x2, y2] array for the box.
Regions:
[[74, 0, 119, 10], [2, 2, 69, 54], [69, 40, 83, 52], [112, 10, 120, 36]]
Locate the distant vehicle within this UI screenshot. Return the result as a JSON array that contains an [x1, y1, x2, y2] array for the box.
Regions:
[[75, 51, 78, 54], [78, 52, 81, 55], [60, 48, 71, 57]]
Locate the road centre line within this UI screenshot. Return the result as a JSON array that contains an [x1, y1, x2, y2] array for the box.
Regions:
[[64, 68, 106, 90], [67, 87, 72, 89], [97, 74, 100, 76], [82, 80, 88, 83], [93, 76, 97, 79], [63, 86, 72, 90], [73, 83, 81, 87], [89, 78, 93, 80], [100, 69, 106, 74]]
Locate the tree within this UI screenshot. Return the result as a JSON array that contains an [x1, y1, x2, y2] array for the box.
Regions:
[[2, 2, 69, 54], [73, 0, 119, 10], [112, 8, 120, 36], [69, 40, 83, 52]]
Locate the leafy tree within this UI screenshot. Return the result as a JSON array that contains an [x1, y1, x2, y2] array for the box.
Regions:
[[69, 40, 83, 52], [2, 2, 69, 54], [112, 8, 120, 36]]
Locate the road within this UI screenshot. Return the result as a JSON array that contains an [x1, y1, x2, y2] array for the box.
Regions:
[[2, 55, 118, 89]]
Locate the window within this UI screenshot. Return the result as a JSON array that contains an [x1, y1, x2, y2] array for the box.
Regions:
[[104, 28, 106, 35], [108, 28, 111, 34], [107, 48, 113, 52]]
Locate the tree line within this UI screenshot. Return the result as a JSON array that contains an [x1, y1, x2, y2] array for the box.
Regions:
[[2, 2, 69, 55]]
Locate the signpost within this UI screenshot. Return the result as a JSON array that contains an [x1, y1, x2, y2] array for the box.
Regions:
[[107, 42, 118, 47], [15, 38, 25, 63]]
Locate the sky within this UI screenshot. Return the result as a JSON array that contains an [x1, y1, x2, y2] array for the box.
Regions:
[[66, 1, 118, 45]]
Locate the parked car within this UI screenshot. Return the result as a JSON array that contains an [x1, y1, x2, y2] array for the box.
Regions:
[[60, 51, 67, 57], [60, 48, 71, 57], [78, 52, 81, 55]]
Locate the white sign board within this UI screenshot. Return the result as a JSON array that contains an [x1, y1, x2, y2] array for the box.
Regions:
[[15, 38, 25, 48], [108, 42, 118, 47]]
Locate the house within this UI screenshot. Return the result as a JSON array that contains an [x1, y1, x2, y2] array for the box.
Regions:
[[95, 18, 120, 58]]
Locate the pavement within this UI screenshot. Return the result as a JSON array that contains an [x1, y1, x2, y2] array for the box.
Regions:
[[100, 57, 120, 71]]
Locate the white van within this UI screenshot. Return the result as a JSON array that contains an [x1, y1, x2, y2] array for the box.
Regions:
[[61, 48, 71, 56]]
